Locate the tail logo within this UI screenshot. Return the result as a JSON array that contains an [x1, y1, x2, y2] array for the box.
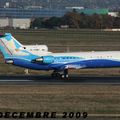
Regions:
[[0, 33, 29, 57]]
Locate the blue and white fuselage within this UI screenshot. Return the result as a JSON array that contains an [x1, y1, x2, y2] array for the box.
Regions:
[[8, 51, 120, 70], [0, 33, 120, 78]]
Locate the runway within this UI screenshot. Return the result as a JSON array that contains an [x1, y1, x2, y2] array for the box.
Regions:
[[0, 75, 120, 85]]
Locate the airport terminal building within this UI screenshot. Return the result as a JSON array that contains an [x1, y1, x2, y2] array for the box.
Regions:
[[0, 8, 67, 18], [0, 8, 68, 29], [0, 8, 109, 29]]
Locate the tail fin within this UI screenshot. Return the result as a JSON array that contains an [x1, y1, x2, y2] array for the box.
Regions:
[[0, 33, 28, 58]]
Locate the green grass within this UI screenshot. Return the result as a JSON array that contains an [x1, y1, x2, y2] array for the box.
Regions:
[[0, 85, 120, 114], [1, 29, 120, 46]]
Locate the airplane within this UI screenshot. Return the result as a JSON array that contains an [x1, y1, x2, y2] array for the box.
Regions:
[[22, 45, 50, 56], [0, 33, 120, 78], [10, 38, 50, 55]]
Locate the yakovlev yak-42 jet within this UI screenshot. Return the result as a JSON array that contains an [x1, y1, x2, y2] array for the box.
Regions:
[[0, 33, 120, 78]]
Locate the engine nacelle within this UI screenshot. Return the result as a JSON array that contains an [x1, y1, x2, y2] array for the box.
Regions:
[[35, 56, 54, 64]]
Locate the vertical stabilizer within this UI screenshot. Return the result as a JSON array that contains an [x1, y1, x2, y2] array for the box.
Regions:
[[0, 33, 28, 58]]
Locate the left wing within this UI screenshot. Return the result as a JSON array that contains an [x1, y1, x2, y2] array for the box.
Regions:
[[49, 61, 87, 71]]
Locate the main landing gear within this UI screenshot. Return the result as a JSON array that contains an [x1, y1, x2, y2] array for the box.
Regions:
[[51, 69, 68, 79]]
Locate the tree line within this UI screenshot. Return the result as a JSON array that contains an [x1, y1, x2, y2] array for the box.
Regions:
[[30, 12, 120, 29]]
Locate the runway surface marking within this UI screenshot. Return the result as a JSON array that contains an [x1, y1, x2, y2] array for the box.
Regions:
[[0, 79, 32, 82], [0, 75, 120, 85]]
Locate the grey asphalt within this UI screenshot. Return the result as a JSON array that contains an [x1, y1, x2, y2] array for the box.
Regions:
[[0, 75, 120, 85]]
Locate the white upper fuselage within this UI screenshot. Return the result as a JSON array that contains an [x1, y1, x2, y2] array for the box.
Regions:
[[50, 51, 120, 60]]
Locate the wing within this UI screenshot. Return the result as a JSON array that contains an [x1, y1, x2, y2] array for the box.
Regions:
[[64, 61, 87, 69], [49, 61, 87, 71], [32, 56, 87, 70]]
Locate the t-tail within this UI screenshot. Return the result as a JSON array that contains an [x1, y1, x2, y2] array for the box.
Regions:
[[0, 33, 29, 59]]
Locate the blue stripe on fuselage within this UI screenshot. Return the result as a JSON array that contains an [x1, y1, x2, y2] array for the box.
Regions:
[[10, 58, 120, 70], [12, 58, 51, 70], [67, 59, 120, 68]]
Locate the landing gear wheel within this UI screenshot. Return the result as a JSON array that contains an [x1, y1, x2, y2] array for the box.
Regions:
[[51, 69, 69, 79], [51, 71, 61, 78], [66, 74, 69, 78], [64, 69, 68, 79], [61, 74, 69, 79], [61, 74, 65, 78]]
